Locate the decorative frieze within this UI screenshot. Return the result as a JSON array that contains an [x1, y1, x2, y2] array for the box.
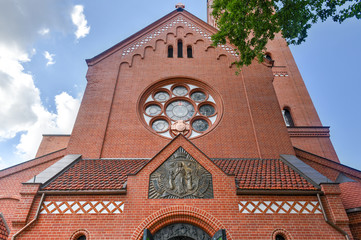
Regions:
[[121, 16, 237, 57], [40, 201, 124, 214], [238, 200, 322, 214]]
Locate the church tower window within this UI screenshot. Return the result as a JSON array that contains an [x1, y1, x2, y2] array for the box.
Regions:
[[265, 53, 273, 61], [282, 108, 294, 127], [177, 39, 183, 58], [187, 45, 193, 58], [168, 45, 173, 58]]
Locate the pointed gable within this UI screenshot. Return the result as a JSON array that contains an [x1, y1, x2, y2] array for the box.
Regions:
[[86, 10, 238, 67]]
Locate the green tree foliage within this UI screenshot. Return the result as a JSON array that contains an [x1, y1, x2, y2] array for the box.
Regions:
[[211, 0, 361, 67]]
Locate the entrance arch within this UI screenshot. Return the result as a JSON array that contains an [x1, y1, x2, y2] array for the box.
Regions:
[[131, 205, 232, 240], [153, 223, 211, 240]]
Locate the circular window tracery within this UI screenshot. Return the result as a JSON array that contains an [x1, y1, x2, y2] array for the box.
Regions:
[[138, 79, 223, 139]]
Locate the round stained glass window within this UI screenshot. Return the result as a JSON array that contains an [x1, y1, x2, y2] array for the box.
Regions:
[[199, 104, 215, 116], [173, 86, 188, 96], [154, 91, 170, 102], [192, 119, 209, 132], [139, 80, 222, 139], [166, 100, 195, 120], [145, 104, 162, 116], [191, 91, 206, 102], [152, 119, 169, 132]]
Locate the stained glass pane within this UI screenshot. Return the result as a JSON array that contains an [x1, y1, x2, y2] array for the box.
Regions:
[[191, 91, 206, 102], [154, 91, 170, 102], [152, 120, 169, 132], [145, 105, 161, 116], [166, 100, 194, 120], [199, 104, 215, 116], [173, 86, 188, 96], [192, 119, 209, 132]]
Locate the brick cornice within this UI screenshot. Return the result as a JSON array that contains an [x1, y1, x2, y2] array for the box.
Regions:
[[288, 126, 330, 138]]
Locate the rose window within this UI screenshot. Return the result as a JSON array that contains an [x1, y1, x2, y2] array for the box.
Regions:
[[139, 80, 222, 139]]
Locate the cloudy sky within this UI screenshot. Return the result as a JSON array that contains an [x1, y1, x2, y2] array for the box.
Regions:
[[0, 0, 360, 170]]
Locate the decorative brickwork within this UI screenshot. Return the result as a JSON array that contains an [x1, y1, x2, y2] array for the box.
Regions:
[[238, 200, 322, 214], [121, 15, 237, 58], [40, 200, 124, 214]]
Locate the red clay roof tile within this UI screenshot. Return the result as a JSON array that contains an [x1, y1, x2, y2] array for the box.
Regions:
[[0, 214, 9, 240], [42, 158, 317, 191], [42, 159, 149, 191], [212, 158, 317, 190]]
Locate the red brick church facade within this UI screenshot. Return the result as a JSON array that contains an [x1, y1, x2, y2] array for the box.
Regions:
[[1, 2, 360, 240]]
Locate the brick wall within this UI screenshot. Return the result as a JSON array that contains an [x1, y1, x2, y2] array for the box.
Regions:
[[11, 137, 350, 239], [35, 135, 70, 158]]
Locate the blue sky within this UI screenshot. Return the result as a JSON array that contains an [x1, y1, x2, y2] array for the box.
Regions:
[[0, 0, 360, 170]]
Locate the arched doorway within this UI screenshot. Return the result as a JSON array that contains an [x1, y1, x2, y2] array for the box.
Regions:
[[153, 223, 211, 240]]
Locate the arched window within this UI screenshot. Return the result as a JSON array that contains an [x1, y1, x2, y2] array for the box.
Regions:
[[275, 234, 286, 240], [187, 45, 193, 58], [282, 108, 294, 127], [177, 39, 183, 58], [168, 45, 173, 58], [77, 236, 86, 240], [265, 53, 273, 61]]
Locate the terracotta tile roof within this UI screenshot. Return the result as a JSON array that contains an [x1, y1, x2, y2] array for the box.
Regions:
[[339, 181, 361, 210], [42, 158, 317, 191], [42, 159, 149, 191], [0, 214, 9, 240], [212, 158, 318, 190]]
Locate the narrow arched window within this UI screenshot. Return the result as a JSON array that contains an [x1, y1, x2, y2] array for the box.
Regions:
[[77, 236, 86, 240], [275, 234, 286, 240], [265, 53, 273, 61], [168, 45, 173, 58], [177, 40, 183, 58], [187, 45, 193, 58], [282, 108, 294, 127]]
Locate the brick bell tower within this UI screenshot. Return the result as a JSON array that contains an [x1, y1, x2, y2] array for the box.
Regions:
[[1, 2, 361, 240], [207, 0, 339, 162]]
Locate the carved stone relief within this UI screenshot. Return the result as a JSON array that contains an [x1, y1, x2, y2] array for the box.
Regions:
[[153, 223, 211, 240], [149, 147, 213, 199]]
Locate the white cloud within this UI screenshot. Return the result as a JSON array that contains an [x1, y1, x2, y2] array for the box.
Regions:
[[71, 5, 90, 39], [44, 51, 55, 66], [16, 92, 81, 160], [0, 0, 84, 169], [38, 28, 50, 35]]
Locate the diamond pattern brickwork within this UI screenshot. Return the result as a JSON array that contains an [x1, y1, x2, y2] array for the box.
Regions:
[[238, 200, 322, 214], [40, 201, 124, 214]]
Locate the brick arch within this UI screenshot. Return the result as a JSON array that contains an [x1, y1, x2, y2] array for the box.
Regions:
[[130, 205, 232, 240]]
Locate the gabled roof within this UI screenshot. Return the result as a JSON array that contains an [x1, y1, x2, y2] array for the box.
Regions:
[[85, 9, 237, 66], [40, 136, 321, 193], [42, 159, 149, 191], [42, 157, 319, 192]]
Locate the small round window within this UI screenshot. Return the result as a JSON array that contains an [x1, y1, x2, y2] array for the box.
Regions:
[[138, 79, 223, 139]]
